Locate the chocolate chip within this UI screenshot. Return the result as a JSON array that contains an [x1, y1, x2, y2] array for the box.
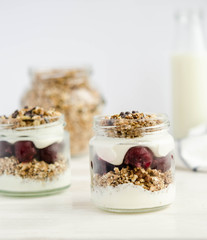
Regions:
[[120, 112, 125, 118], [125, 111, 130, 115], [132, 111, 139, 113], [44, 118, 49, 123], [24, 111, 32, 117], [91, 161, 93, 169], [30, 107, 36, 112], [12, 110, 19, 118], [24, 107, 36, 117], [107, 119, 113, 126]]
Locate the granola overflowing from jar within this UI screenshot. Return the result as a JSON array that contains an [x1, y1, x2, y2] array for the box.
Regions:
[[21, 67, 104, 155], [0, 106, 61, 128], [99, 111, 164, 138]]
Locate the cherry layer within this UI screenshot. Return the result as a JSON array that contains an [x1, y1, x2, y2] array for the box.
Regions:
[[151, 154, 173, 172], [124, 146, 153, 169], [15, 141, 37, 162], [91, 146, 172, 175], [0, 140, 63, 164], [0, 141, 13, 158], [91, 155, 126, 175], [39, 143, 62, 164]]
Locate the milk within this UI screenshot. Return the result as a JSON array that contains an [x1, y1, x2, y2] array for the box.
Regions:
[[172, 10, 207, 139], [172, 53, 207, 139]]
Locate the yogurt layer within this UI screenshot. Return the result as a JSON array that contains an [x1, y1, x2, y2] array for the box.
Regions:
[[92, 131, 174, 165], [0, 168, 71, 192], [92, 183, 175, 210], [0, 123, 64, 149]]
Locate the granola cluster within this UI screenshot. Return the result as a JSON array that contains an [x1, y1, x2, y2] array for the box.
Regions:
[[21, 68, 103, 155], [0, 155, 68, 181], [101, 111, 164, 138], [0, 106, 61, 128], [93, 166, 172, 192]]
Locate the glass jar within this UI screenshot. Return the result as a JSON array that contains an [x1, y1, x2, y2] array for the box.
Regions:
[[172, 10, 207, 139], [21, 67, 104, 156], [0, 111, 71, 197], [89, 112, 176, 212]]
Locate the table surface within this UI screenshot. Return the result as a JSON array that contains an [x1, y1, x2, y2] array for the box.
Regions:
[[0, 155, 207, 240]]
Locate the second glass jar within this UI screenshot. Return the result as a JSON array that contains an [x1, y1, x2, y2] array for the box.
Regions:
[[90, 112, 176, 212], [0, 110, 71, 197]]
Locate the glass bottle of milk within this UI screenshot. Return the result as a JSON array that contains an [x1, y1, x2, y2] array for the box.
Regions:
[[172, 10, 207, 139]]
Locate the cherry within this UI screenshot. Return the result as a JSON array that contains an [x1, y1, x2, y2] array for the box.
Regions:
[[0, 141, 13, 158], [92, 155, 117, 175], [124, 146, 153, 169], [15, 141, 37, 162], [39, 143, 61, 164], [151, 154, 172, 172]]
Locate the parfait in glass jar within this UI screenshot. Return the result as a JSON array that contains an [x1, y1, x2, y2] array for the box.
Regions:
[[0, 106, 71, 196], [90, 111, 175, 212]]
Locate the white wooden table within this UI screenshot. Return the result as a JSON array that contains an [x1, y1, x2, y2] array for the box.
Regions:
[[0, 156, 207, 240]]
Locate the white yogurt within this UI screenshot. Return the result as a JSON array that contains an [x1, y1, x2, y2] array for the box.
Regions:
[[0, 123, 64, 149], [91, 132, 174, 165], [92, 183, 175, 210], [0, 168, 71, 192]]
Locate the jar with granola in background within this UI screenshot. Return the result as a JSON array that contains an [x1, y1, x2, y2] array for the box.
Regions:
[[90, 111, 176, 212], [21, 67, 104, 156], [0, 106, 71, 196]]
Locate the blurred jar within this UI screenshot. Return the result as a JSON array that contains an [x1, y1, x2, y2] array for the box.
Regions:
[[21, 67, 104, 156]]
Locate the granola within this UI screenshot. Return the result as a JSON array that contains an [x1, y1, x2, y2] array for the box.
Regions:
[[0, 106, 61, 128], [21, 68, 103, 155], [93, 166, 173, 192], [0, 154, 68, 181], [99, 111, 165, 138]]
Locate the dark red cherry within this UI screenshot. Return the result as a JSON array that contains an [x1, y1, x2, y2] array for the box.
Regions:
[[15, 141, 37, 162], [151, 154, 172, 172], [124, 146, 153, 169], [0, 141, 13, 157], [92, 155, 116, 175], [39, 143, 60, 164]]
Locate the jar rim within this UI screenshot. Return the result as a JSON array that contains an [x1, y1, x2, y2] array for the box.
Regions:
[[0, 114, 65, 131], [29, 65, 92, 80], [93, 113, 170, 137]]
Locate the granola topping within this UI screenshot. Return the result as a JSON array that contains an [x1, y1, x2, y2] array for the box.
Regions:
[[0, 106, 61, 129], [97, 111, 167, 138]]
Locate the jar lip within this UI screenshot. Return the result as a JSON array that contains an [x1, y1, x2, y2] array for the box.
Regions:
[[0, 114, 65, 131], [29, 65, 92, 79], [93, 113, 170, 132]]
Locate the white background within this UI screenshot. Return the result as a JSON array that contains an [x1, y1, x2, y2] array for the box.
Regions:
[[0, 0, 206, 120]]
